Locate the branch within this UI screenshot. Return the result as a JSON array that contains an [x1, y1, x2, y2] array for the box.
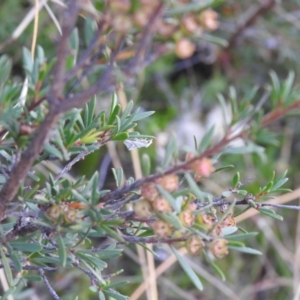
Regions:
[[0, 1, 80, 220], [58, 4, 165, 113], [226, 0, 276, 51], [122, 235, 188, 244], [47, 0, 80, 103], [72, 261, 98, 285], [64, 21, 106, 82], [54, 140, 108, 182], [39, 268, 61, 300], [0, 109, 61, 220], [0, 264, 57, 272]]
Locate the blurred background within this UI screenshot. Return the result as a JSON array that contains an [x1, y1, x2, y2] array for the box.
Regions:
[[1, 0, 300, 299]]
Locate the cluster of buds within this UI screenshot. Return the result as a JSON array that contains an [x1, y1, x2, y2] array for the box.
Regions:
[[179, 198, 197, 227], [174, 8, 219, 58], [102, 1, 219, 60], [134, 171, 232, 259], [45, 202, 80, 224], [134, 174, 179, 237]]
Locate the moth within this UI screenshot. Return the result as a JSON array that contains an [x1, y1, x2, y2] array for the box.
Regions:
[[123, 138, 153, 151]]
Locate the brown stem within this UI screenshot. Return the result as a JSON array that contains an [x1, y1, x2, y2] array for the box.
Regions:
[[261, 101, 300, 127], [226, 0, 276, 51], [0, 108, 61, 220], [0, 0, 80, 220]]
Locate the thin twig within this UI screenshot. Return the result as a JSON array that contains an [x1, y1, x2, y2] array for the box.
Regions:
[[39, 268, 61, 300], [48, 0, 80, 103], [54, 140, 107, 182], [226, 0, 276, 51], [64, 21, 106, 81], [72, 261, 98, 285], [122, 235, 188, 244], [0, 264, 57, 271]]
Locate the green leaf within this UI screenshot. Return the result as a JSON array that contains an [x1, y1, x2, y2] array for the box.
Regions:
[[232, 172, 240, 188], [99, 291, 105, 300], [198, 125, 214, 152], [0, 55, 12, 85], [22, 47, 33, 74], [228, 246, 262, 255], [90, 286, 98, 293], [83, 97, 96, 127], [260, 181, 273, 193], [270, 178, 288, 192], [141, 153, 151, 176], [258, 207, 283, 221], [210, 260, 226, 281], [227, 240, 245, 247], [84, 17, 97, 46], [269, 70, 281, 105], [226, 232, 258, 241], [171, 246, 203, 291], [222, 191, 232, 198], [281, 71, 295, 101], [108, 280, 130, 289], [156, 185, 179, 212], [9, 241, 43, 252], [57, 234, 67, 267], [136, 242, 160, 258], [44, 143, 63, 160], [166, 0, 223, 15], [2, 286, 17, 299], [112, 167, 124, 188], [120, 100, 134, 123], [108, 104, 121, 125], [214, 165, 234, 173], [161, 135, 176, 169], [102, 225, 124, 242], [77, 252, 107, 270], [96, 249, 123, 260], [185, 172, 208, 202], [131, 110, 155, 122], [7, 245, 22, 272], [23, 275, 42, 281], [236, 189, 247, 196], [221, 226, 238, 236], [69, 27, 79, 52], [112, 132, 129, 141], [104, 289, 129, 300], [0, 248, 13, 286], [200, 33, 228, 47], [156, 212, 182, 230], [115, 115, 121, 134]]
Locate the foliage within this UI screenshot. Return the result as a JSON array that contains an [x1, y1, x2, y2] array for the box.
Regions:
[[0, 1, 300, 300]]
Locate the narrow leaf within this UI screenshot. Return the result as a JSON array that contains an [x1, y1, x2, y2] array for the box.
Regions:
[[161, 135, 176, 169], [7, 245, 22, 272], [112, 132, 129, 141], [228, 246, 262, 255], [141, 153, 151, 176], [0, 248, 13, 286], [185, 172, 207, 202], [156, 185, 179, 212], [104, 289, 129, 300], [198, 125, 214, 152], [10, 241, 43, 252], [214, 165, 234, 173], [102, 225, 125, 242], [171, 246, 203, 291], [258, 207, 283, 221], [226, 232, 258, 241], [57, 234, 67, 267]]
